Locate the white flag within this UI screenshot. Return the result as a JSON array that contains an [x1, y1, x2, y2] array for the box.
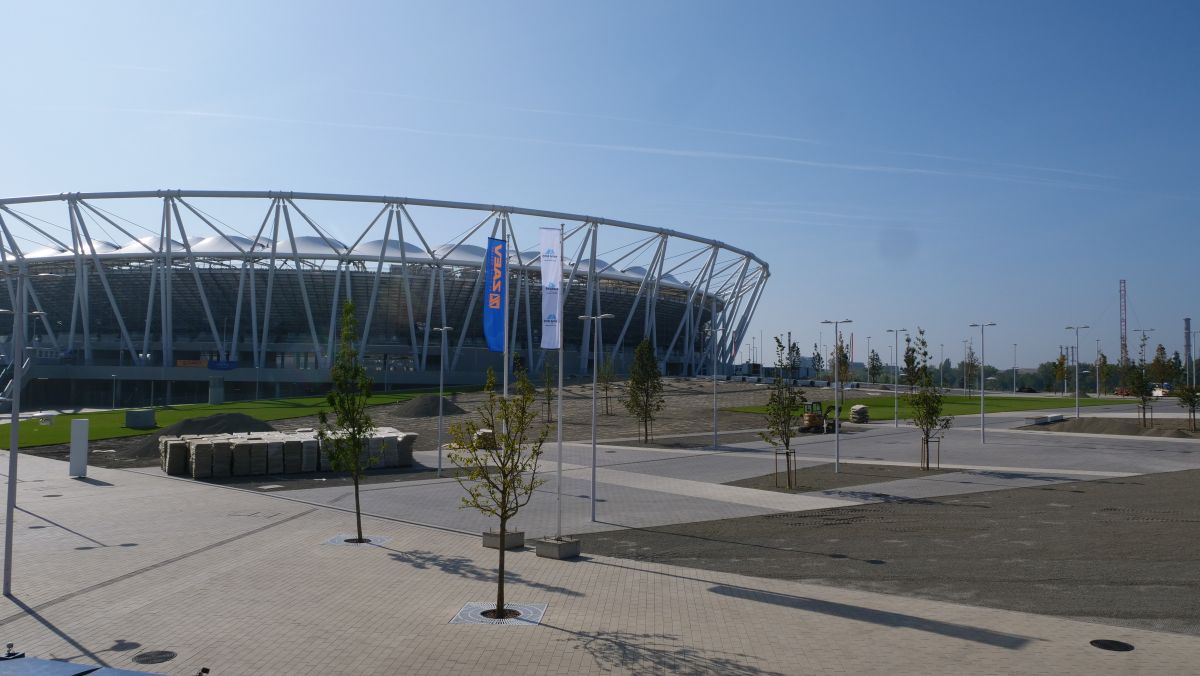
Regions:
[[539, 227, 562, 349]]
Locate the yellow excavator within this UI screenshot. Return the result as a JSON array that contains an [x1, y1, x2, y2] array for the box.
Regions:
[[799, 401, 832, 433]]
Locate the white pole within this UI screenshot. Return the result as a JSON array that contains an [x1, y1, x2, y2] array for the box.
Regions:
[[888, 329, 906, 427], [971, 322, 996, 443], [822, 319, 852, 473], [555, 224, 564, 541], [3, 275, 24, 596], [711, 297, 718, 450], [590, 319, 599, 522], [1067, 325, 1088, 419], [1013, 343, 1017, 394], [434, 327, 451, 478], [555, 342, 563, 539], [502, 218, 509, 403]]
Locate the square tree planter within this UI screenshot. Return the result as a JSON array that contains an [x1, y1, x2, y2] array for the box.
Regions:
[[482, 530, 525, 550], [533, 537, 581, 560]]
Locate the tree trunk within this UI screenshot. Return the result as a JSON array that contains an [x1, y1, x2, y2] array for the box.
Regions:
[[353, 473, 364, 542], [496, 516, 506, 616]]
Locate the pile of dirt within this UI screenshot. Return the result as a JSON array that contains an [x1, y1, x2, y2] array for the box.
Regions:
[[135, 413, 276, 457], [1025, 416, 1198, 438], [391, 394, 466, 418]]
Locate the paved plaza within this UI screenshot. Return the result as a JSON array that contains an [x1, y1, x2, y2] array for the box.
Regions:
[[1, 395, 1199, 673]]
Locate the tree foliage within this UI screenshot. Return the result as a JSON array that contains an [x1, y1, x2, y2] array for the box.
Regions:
[[759, 337, 806, 487], [597, 358, 616, 415], [902, 335, 919, 393], [1053, 354, 1068, 395], [867, 349, 883, 384], [317, 301, 376, 543], [448, 367, 549, 617], [1175, 385, 1200, 432], [961, 345, 979, 394], [907, 328, 951, 470], [1096, 352, 1109, 396], [1125, 364, 1154, 427], [810, 343, 824, 377], [1148, 344, 1174, 386], [622, 339, 665, 442]]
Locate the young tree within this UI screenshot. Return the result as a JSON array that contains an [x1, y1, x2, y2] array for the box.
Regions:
[[1148, 344, 1171, 387], [1169, 352, 1185, 387], [834, 334, 851, 380], [907, 328, 951, 470], [1126, 364, 1154, 427], [867, 349, 883, 384], [1096, 352, 1109, 396], [1053, 354, 1068, 395], [1175, 385, 1200, 431], [810, 343, 824, 377], [759, 337, 806, 488], [317, 301, 377, 544], [448, 368, 549, 619], [597, 358, 616, 415], [902, 335, 919, 394], [961, 346, 979, 395], [622, 339, 665, 442]]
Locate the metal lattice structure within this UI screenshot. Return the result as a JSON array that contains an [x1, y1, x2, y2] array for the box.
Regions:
[[0, 191, 767, 403]]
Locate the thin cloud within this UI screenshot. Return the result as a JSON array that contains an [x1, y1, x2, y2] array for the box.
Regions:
[[57, 105, 1118, 191], [356, 89, 823, 144], [881, 148, 1118, 180], [86, 62, 172, 74]]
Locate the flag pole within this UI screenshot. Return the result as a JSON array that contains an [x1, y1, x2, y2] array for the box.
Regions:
[[502, 214, 510, 403], [555, 224, 564, 540]]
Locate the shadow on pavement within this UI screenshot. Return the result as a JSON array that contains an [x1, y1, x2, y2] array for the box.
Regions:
[[381, 548, 584, 597], [709, 584, 1036, 649], [543, 624, 784, 676]]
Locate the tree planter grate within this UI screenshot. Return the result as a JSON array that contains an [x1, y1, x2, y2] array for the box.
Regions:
[[1090, 639, 1134, 652], [133, 650, 178, 664], [323, 534, 391, 547], [450, 602, 547, 626]]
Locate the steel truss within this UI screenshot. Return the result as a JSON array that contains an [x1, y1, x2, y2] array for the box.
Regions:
[[0, 191, 768, 381]]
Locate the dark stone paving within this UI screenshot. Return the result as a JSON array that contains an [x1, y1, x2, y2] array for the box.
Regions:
[[576, 468, 1200, 637]]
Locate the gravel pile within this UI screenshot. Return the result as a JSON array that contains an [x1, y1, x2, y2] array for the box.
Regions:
[[391, 394, 466, 418]]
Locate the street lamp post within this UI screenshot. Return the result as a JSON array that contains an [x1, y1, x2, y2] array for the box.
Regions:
[[1066, 325, 1089, 419], [579, 313, 613, 522], [111, 374, 117, 410], [3, 272, 58, 597], [704, 302, 719, 450], [1013, 343, 1018, 394], [821, 319, 852, 472], [969, 322, 997, 443], [432, 326, 452, 478], [886, 328, 907, 427]]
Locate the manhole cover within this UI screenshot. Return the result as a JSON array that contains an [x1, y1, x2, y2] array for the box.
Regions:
[[1090, 639, 1134, 652], [133, 650, 178, 664]]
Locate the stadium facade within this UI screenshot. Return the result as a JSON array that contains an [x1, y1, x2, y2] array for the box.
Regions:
[[0, 191, 768, 409]]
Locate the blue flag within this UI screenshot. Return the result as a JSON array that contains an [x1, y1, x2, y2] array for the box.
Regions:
[[483, 237, 507, 353]]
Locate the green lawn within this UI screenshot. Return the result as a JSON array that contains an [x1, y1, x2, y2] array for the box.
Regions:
[[3, 389, 456, 449], [730, 393, 1131, 422]]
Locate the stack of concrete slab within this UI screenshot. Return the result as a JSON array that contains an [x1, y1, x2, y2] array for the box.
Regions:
[[158, 427, 417, 478], [849, 404, 869, 423]]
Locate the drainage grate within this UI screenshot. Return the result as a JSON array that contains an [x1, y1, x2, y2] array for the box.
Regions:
[[1090, 639, 1134, 652], [133, 650, 178, 664], [451, 602, 547, 626]]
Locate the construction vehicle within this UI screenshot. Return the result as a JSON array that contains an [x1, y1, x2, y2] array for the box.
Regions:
[[799, 401, 831, 433]]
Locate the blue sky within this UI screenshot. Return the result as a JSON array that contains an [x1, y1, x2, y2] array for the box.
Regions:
[[2, 1, 1197, 368]]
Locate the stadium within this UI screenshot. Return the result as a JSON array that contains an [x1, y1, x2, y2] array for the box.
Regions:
[[0, 191, 768, 409]]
